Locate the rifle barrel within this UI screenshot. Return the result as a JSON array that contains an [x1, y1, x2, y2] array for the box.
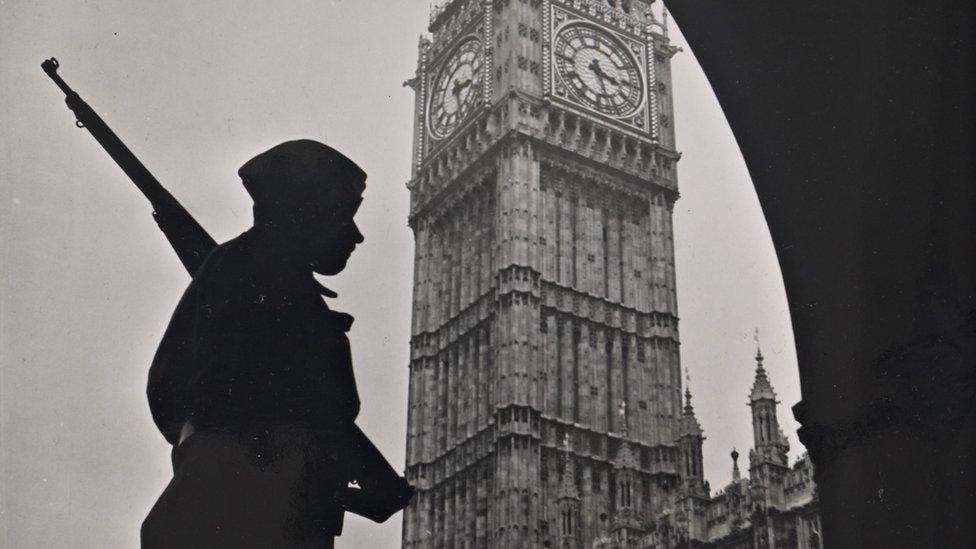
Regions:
[[42, 57, 217, 274], [41, 58, 73, 95], [43, 57, 172, 208]]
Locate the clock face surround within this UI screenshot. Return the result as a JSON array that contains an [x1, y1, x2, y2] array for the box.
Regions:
[[553, 23, 645, 118], [428, 38, 484, 140]]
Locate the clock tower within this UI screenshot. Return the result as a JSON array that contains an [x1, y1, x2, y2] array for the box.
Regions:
[[402, 1, 682, 547]]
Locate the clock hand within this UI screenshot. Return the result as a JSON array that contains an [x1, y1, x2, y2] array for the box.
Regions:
[[588, 58, 602, 76], [452, 78, 473, 97], [593, 72, 608, 95], [587, 59, 609, 94], [590, 59, 620, 87]]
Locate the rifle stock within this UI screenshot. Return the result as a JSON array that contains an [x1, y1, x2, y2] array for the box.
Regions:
[[42, 58, 410, 521]]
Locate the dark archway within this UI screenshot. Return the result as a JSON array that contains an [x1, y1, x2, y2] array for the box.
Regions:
[[663, 1, 975, 547]]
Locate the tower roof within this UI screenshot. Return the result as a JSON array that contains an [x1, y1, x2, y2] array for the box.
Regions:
[[679, 385, 705, 438], [749, 347, 778, 402]]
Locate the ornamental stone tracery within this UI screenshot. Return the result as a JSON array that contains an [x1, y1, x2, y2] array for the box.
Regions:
[[403, 1, 698, 548]]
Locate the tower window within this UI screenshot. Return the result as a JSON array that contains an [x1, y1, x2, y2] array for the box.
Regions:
[[561, 509, 574, 535]]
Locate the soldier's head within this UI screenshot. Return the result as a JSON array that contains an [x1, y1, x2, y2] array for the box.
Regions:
[[239, 139, 366, 275]]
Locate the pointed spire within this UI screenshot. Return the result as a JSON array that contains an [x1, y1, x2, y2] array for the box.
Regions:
[[679, 371, 704, 438], [614, 403, 638, 472], [749, 330, 778, 402], [731, 448, 741, 481], [613, 433, 640, 471], [754, 327, 764, 360]]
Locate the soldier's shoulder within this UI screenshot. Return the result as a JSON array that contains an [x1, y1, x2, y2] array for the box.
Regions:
[[191, 232, 265, 286]]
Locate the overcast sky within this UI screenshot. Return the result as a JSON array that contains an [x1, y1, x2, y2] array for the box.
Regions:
[[1, 1, 802, 547]]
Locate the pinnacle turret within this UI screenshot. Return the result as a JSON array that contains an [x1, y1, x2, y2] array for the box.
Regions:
[[679, 382, 704, 438], [614, 400, 641, 470], [749, 346, 778, 403], [748, 336, 790, 469], [731, 448, 741, 481], [557, 434, 579, 500], [558, 460, 578, 499], [677, 374, 707, 497]]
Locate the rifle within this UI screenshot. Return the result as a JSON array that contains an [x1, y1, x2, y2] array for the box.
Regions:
[[42, 58, 412, 523]]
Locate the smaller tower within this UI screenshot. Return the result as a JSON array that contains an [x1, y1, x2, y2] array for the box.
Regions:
[[675, 381, 709, 542], [556, 435, 580, 549], [748, 343, 790, 512], [748, 346, 790, 469], [677, 381, 707, 496]]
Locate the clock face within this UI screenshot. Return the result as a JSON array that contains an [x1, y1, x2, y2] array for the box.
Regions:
[[428, 39, 484, 140], [553, 24, 644, 118]]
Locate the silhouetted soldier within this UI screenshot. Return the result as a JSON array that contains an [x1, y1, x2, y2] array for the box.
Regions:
[[141, 140, 411, 548]]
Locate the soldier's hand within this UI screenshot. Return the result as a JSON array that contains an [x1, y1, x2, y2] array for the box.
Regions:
[[334, 476, 415, 524]]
